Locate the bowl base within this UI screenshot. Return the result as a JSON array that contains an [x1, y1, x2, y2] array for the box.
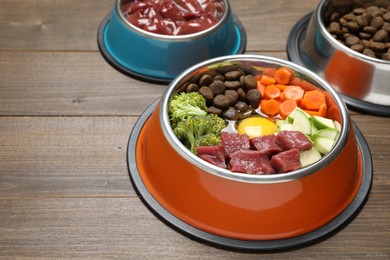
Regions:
[[126, 100, 372, 252], [97, 12, 247, 85], [287, 12, 390, 117]]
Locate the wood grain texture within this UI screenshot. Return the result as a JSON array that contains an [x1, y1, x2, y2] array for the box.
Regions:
[[0, 0, 389, 258]]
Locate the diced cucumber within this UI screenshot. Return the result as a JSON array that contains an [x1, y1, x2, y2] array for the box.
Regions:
[[314, 137, 334, 155], [300, 148, 322, 167], [312, 115, 335, 130], [275, 119, 285, 127], [279, 123, 293, 131], [292, 109, 312, 135], [334, 120, 341, 132], [286, 107, 310, 124], [314, 128, 339, 140]]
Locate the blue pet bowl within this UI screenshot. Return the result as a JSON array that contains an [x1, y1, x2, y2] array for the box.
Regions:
[[98, 0, 246, 84]]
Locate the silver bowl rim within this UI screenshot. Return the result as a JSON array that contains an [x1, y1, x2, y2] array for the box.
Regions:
[[159, 54, 351, 184], [116, 0, 231, 41], [317, 0, 390, 64]]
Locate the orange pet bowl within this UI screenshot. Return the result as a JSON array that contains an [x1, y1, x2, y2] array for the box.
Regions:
[[127, 55, 372, 251]]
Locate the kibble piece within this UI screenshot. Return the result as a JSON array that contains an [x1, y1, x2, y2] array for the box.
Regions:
[[345, 35, 360, 46], [186, 83, 199, 93], [351, 44, 364, 52], [373, 29, 388, 42], [363, 26, 377, 34], [213, 74, 225, 82], [370, 41, 386, 51], [234, 101, 249, 112], [328, 22, 342, 35], [371, 16, 384, 29], [213, 94, 230, 109], [359, 32, 372, 39], [343, 13, 356, 21], [224, 80, 241, 90], [225, 90, 239, 106], [382, 52, 390, 60], [209, 80, 225, 96], [199, 86, 214, 102], [236, 88, 246, 101], [199, 74, 213, 86], [243, 74, 257, 90], [246, 89, 261, 107], [356, 15, 369, 28], [222, 107, 240, 120], [225, 70, 241, 80], [330, 12, 340, 22], [207, 106, 222, 116], [384, 12, 390, 22], [353, 8, 366, 15], [363, 48, 376, 58], [361, 39, 370, 48]]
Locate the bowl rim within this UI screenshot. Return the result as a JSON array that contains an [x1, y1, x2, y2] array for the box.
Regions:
[[159, 54, 351, 184], [116, 0, 231, 41], [317, 0, 390, 65]]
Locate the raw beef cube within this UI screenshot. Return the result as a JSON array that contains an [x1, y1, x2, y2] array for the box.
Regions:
[[196, 144, 227, 169], [250, 134, 283, 156], [230, 150, 275, 174], [271, 148, 301, 173], [276, 131, 313, 151], [221, 132, 250, 159]]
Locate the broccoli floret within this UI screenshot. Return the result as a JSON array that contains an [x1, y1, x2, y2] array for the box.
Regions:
[[168, 92, 207, 128], [173, 114, 226, 153]]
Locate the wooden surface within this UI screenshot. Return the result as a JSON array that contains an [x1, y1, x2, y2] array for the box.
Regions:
[[0, 0, 389, 258]]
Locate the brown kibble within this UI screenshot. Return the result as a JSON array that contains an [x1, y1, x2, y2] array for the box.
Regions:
[[383, 22, 390, 33], [246, 89, 261, 107], [345, 35, 360, 46], [363, 48, 376, 58], [199, 74, 213, 86], [381, 53, 390, 60], [353, 8, 366, 15], [371, 16, 384, 29], [213, 94, 230, 109], [225, 70, 241, 80], [213, 74, 225, 82], [222, 107, 240, 120], [344, 22, 359, 31], [351, 44, 364, 52], [234, 101, 249, 112], [207, 106, 222, 116], [373, 29, 388, 42], [242, 75, 257, 90], [224, 80, 241, 90], [361, 39, 370, 48], [370, 41, 386, 51], [328, 22, 342, 35], [363, 26, 377, 34], [224, 90, 238, 106], [209, 80, 225, 96], [199, 86, 214, 102], [186, 83, 199, 93], [236, 88, 246, 101], [343, 13, 356, 21], [383, 12, 390, 22], [356, 15, 369, 28], [330, 12, 340, 22], [359, 32, 372, 39]]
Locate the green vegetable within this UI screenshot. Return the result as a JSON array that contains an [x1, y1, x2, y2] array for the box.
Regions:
[[168, 92, 207, 128], [173, 114, 226, 153], [300, 148, 322, 167]]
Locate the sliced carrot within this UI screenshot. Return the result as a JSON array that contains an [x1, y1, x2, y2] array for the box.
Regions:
[[302, 103, 327, 118], [262, 67, 277, 77], [279, 99, 297, 119], [301, 90, 326, 111], [279, 91, 286, 101], [260, 75, 276, 86], [274, 67, 294, 85], [264, 85, 281, 99], [283, 85, 305, 101], [276, 84, 288, 91], [256, 81, 266, 97], [290, 77, 317, 91], [260, 98, 280, 116]]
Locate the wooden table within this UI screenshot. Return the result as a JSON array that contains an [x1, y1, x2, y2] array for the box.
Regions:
[[1, 0, 389, 258]]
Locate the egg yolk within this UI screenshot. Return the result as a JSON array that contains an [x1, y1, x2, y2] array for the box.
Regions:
[[237, 117, 278, 138]]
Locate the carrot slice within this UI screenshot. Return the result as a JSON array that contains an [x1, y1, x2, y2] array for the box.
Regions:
[[262, 67, 277, 77], [283, 85, 304, 101], [264, 85, 281, 99], [256, 81, 266, 97], [279, 99, 297, 119], [301, 90, 326, 111], [274, 67, 293, 85], [260, 75, 276, 86], [302, 103, 327, 118], [260, 99, 280, 116], [276, 84, 288, 91]]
